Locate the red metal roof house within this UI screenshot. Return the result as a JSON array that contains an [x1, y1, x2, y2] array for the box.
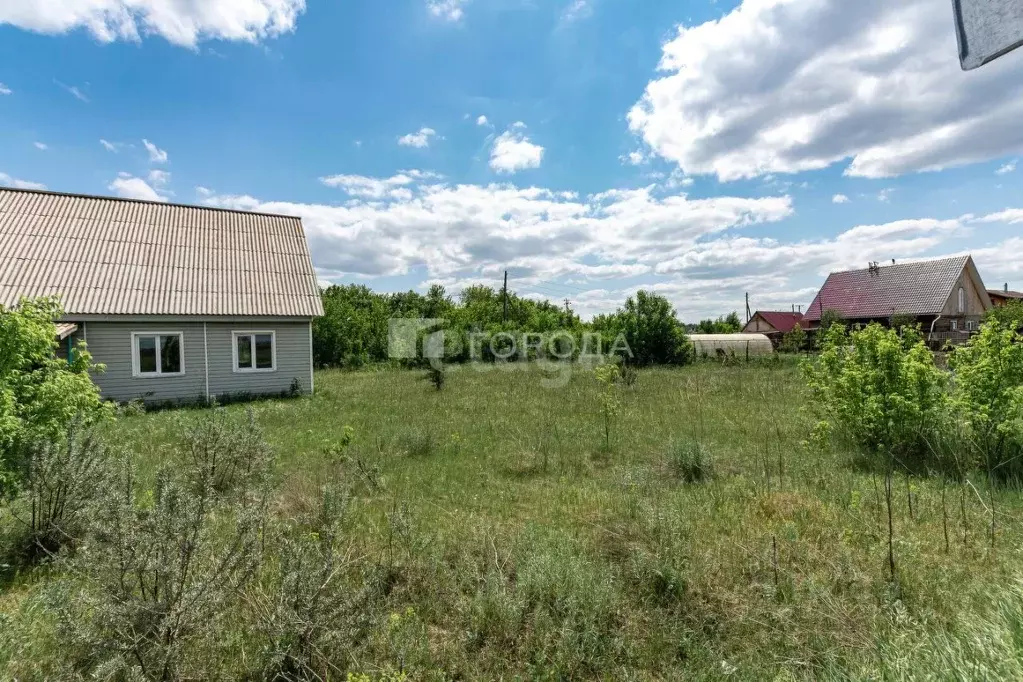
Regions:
[[803, 255, 992, 340], [742, 310, 804, 335]]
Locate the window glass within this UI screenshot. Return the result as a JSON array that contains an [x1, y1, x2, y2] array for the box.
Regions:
[[237, 334, 253, 369], [958, 287, 965, 313], [255, 334, 274, 369], [161, 335, 182, 374], [138, 336, 157, 373]]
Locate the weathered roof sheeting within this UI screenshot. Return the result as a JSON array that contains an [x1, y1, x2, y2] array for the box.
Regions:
[[0, 189, 323, 317], [54, 322, 78, 340], [804, 255, 976, 322]]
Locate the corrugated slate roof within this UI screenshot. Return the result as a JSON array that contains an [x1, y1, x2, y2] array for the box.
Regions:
[[989, 289, 1023, 300], [804, 255, 971, 321], [0, 188, 323, 317], [752, 311, 803, 333], [54, 322, 78, 340]]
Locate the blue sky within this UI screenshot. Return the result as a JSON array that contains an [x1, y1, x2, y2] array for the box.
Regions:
[[2, 0, 1022, 320]]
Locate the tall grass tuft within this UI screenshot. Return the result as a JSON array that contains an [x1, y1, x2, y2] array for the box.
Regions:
[[666, 439, 713, 483]]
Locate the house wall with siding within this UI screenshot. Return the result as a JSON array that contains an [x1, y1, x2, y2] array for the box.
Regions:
[[205, 321, 312, 399], [78, 319, 312, 403]]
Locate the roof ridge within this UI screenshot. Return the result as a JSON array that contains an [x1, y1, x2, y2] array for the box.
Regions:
[[0, 186, 300, 221]]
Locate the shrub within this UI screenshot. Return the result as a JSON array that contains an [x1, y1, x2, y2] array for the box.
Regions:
[[9, 422, 113, 560], [250, 484, 377, 680], [425, 365, 445, 391], [50, 458, 268, 679], [594, 361, 622, 451], [0, 297, 111, 497], [948, 317, 1023, 478], [46, 412, 275, 679], [180, 407, 273, 496], [666, 439, 713, 482], [780, 325, 807, 354], [618, 361, 638, 387], [804, 323, 948, 462]]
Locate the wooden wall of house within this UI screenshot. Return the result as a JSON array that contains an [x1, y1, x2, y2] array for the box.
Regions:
[[940, 270, 988, 319]]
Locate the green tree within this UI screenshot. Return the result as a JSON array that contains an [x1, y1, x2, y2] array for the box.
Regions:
[[592, 291, 693, 365], [695, 312, 742, 334], [0, 297, 109, 495], [985, 300, 1023, 330]]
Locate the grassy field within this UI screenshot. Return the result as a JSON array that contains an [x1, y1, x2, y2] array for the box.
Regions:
[[4, 361, 1023, 679]]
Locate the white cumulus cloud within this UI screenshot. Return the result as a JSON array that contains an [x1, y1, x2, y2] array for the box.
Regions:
[[832, 194, 850, 204], [0, 172, 46, 190], [629, 0, 1023, 181], [476, 115, 489, 126], [108, 172, 165, 202], [398, 127, 438, 148], [142, 138, 168, 163], [997, 160, 1017, 175], [0, 0, 305, 48], [33, 142, 48, 151], [202, 173, 793, 288], [490, 126, 545, 174], [0, 82, 10, 95], [427, 0, 468, 21], [147, 169, 171, 187]]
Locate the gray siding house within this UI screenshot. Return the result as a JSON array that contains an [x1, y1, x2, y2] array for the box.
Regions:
[[0, 188, 323, 404]]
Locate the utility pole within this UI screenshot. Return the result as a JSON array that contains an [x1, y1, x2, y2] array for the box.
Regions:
[[502, 270, 508, 323], [564, 298, 571, 325], [745, 292, 751, 324]]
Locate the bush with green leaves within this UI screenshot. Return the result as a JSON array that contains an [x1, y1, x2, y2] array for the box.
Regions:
[[804, 322, 948, 461], [591, 290, 693, 366], [780, 324, 807, 354], [948, 316, 1023, 477], [0, 297, 111, 496]]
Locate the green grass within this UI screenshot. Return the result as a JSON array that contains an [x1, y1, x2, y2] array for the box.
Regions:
[[4, 361, 1023, 679]]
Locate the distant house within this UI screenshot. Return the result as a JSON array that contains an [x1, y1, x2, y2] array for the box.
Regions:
[[0, 188, 323, 404], [803, 255, 992, 341], [741, 311, 803, 335], [988, 285, 1023, 307]]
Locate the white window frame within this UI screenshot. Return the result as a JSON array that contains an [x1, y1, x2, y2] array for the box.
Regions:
[[951, 320, 958, 331], [131, 332, 185, 378], [965, 319, 976, 331], [958, 287, 965, 313], [232, 330, 277, 373]]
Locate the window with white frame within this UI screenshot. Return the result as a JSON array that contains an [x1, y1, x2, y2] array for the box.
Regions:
[[965, 319, 976, 331], [233, 331, 276, 372], [958, 287, 965, 313], [132, 332, 184, 377], [951, 320, 958, 331]]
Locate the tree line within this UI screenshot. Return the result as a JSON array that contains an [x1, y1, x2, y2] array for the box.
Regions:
[[313, 284, 736, 368]]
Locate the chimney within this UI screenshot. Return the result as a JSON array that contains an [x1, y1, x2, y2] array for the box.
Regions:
[[1006, 283, 1010, 292], [892, 259, 896, 265]]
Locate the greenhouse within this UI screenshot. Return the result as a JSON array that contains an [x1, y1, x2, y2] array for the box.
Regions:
[[689, 333, 774, 359]]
